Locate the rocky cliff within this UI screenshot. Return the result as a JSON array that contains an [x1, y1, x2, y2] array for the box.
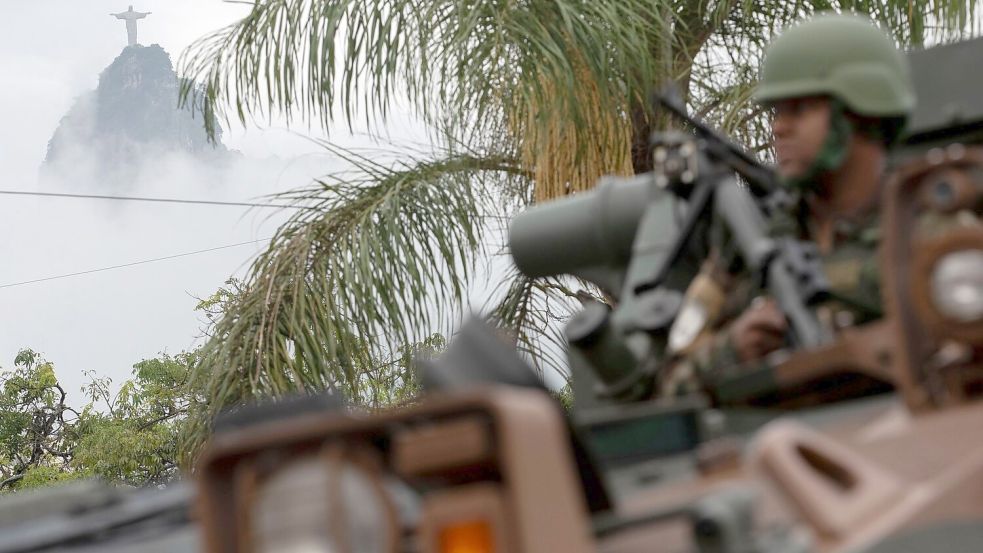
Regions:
[[44, 44, 228, 175]]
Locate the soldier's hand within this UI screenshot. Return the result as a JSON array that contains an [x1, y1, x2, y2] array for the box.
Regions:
[[729, 297, 788, 362]]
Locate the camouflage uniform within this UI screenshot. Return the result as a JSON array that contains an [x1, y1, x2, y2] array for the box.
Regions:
[[660, 203, 882, 397], [658, 13, 914, 399]]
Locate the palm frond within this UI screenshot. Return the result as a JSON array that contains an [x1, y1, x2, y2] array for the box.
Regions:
[[192, 145, 526, 412], [179, 1, 674, 198], [485, 265, 586, 386]]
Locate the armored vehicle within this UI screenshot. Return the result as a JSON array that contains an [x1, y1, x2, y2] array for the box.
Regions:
[[5, 35, 983, 553]]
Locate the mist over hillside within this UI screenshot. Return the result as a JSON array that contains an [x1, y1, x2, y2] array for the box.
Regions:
[[0, 1, 433, 397], [11, 38, 324, 396], [43, 44, 229, 183]]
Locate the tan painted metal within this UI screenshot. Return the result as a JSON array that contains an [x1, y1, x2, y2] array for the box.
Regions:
[[196, 389, 594, 553]]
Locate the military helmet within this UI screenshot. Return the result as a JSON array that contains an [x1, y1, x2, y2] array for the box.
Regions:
[[755, 13, 915, 119]]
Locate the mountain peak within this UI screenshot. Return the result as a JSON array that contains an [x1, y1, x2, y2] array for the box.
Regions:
[[44, 44, 228, 177]]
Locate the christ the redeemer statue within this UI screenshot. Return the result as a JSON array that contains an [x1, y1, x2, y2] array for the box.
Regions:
[[110, 6, 152, 47]]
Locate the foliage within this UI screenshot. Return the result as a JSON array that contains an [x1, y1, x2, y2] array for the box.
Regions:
[[73, 351, 201, 486], [359, 333, 446, 409], [17, 465, 82, 489], [0, 350, 79, 491], [182, 277, 450, 464], [193, 151, 518, 402], [0, 349, 200, 492], [183, 1, 977, 189], [177, 1, 980, 450], [552, 384, 574, 412]]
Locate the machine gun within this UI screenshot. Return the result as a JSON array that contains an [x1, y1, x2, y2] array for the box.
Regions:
[[653, 89, 779, 197], [509, 91, 831, 405]]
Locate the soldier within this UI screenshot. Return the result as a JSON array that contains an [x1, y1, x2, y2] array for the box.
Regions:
[[662, 13, 915, 396]]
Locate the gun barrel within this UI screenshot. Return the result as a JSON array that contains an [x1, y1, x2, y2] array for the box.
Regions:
[[654, 92, 777, 195], [714, 179, 829, 348]]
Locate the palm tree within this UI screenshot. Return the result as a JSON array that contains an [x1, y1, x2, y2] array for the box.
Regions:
[[177, 0, 977, 453]]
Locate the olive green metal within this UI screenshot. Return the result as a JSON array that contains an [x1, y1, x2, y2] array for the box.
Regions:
[[508, 173, 676, 294], [755, 13, 915, 118], [566, 303, 642, 392], [902, 36, 983, 147]]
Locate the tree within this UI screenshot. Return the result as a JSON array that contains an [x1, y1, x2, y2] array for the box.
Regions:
[[0, 349, 199, 491], [73, 351, 202, 487], [0, 350, 78, 490], [359, 333, 446, 409], [179, 1, 978, 443]]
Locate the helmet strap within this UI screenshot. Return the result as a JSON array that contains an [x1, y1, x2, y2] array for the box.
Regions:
[[784, 100, 853, 191]]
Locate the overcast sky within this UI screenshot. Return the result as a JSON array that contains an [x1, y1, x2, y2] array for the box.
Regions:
[[0, 1, 437, 397]]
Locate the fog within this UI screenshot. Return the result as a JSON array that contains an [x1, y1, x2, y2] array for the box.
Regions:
[[0, 1, 436, 396]]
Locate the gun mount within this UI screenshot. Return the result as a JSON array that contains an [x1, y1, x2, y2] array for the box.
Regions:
[[510, 95, 832, 407]]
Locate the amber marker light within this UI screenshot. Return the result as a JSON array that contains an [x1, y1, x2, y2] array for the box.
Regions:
[[439, 520, 495, 553]]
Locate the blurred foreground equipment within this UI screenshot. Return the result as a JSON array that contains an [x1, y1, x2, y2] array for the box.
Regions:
[[0, 481, 195, 553]]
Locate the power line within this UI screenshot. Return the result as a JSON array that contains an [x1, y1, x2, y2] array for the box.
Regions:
[[0, 189, 315, 210], [0, 238, 271, 290]]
